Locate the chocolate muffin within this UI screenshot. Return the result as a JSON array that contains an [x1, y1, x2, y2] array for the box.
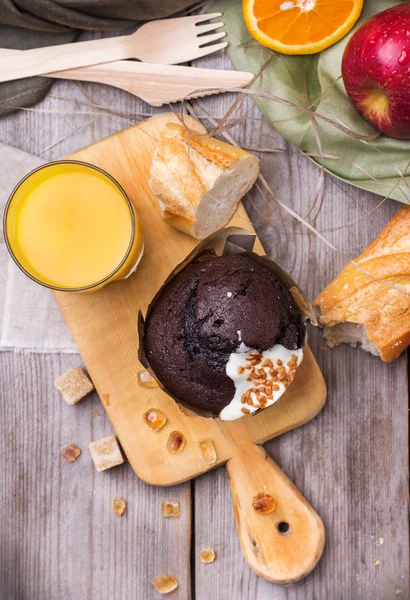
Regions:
[[144, 253, 303, 418]]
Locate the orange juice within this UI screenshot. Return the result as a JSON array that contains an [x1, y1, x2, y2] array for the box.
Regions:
[[4, 161, 144, 292]]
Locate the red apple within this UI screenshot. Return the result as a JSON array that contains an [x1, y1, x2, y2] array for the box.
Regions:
[[342, 2, 410, 139]]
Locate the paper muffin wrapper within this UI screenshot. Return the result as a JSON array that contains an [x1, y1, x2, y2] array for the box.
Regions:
[[138, 226, 315, 418]]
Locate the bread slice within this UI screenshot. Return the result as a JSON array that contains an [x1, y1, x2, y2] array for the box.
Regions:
[[148, 123, 259, 239], [313, 206, 410, 361]]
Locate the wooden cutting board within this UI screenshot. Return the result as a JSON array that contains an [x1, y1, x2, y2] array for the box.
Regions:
[[55, 113, 327, 584]]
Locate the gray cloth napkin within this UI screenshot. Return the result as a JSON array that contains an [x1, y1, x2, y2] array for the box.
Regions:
[[0, 142, 77, 352]]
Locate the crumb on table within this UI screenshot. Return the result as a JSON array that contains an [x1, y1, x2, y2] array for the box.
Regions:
[[151, 574, 178, 595], [200, 548, 216, 564], [61, 444, 81, 463], [112, 497, 126, 516], [161, 500, 180, 518]]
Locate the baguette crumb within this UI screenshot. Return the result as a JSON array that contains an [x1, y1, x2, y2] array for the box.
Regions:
[[54, 367, 94, 405], [112, 497, 126, 516], [61, 444, 81, 463], [200, 548, 216, 564], [151, 574, 178, 595], [89, 435, 124, 472]]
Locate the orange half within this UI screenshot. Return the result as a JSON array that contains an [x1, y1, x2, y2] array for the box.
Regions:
[[243, 0, 363, 55]]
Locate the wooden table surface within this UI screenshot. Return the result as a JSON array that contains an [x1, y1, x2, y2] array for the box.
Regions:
[[0, 36, 408, 600]]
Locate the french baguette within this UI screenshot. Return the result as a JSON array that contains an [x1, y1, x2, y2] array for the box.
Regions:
[[149, 123, 259, 239], [313, 206, 410, 361]]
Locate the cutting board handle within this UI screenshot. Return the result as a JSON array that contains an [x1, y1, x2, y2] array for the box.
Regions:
[[225, 435, 325, 583]]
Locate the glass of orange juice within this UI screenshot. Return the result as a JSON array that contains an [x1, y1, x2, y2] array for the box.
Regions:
[[4, 160, 144, 293]]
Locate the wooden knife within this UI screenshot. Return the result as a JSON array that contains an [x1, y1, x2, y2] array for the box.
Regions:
[[44, 61, 253, 107]]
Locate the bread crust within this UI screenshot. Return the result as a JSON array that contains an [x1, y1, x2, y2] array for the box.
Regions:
[[313, 206, 410, 361]]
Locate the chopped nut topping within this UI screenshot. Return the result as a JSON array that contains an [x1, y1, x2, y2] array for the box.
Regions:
[[161, 500, 180, 518], [54, 367, 94, 405], [151, 575, 178, 595], [143, 408, 167, 431], [112, 497, 126, 516], [61, 444, 81, 462], [198, 438, 217, 465], [167, 431, 186, 453], [137, 370, 158, 388], [234, 349, 302, 418], [374, 559, 381, 566], [252, 492, 277, 515], [200, 548, 216, 563]]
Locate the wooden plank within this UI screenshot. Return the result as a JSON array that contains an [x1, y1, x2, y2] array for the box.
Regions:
[[191, 52, 409, 599], [0, 352, 192, 600], [0, 39, 408, 598], [43, 110, 325, 482], [57, 111, 325, 581]]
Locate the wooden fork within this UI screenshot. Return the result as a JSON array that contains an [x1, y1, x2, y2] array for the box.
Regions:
[[0, 13, 227, 84]]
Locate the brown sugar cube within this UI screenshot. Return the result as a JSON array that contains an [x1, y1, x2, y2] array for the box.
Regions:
[[200, 548, 216, 564], [137, 370, 158, 388], [112, 497, 126, 516], [61, 444, 81, 463], [54, 367, 94, 405], [161, 500, 180, 518], [166, 431, 186, 453], [151, 575, 178, 595], [252, 492, 277, 515], [198, 438, 217, 465], [143, 408, 167, 431], [89, 435, 124, 472]]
